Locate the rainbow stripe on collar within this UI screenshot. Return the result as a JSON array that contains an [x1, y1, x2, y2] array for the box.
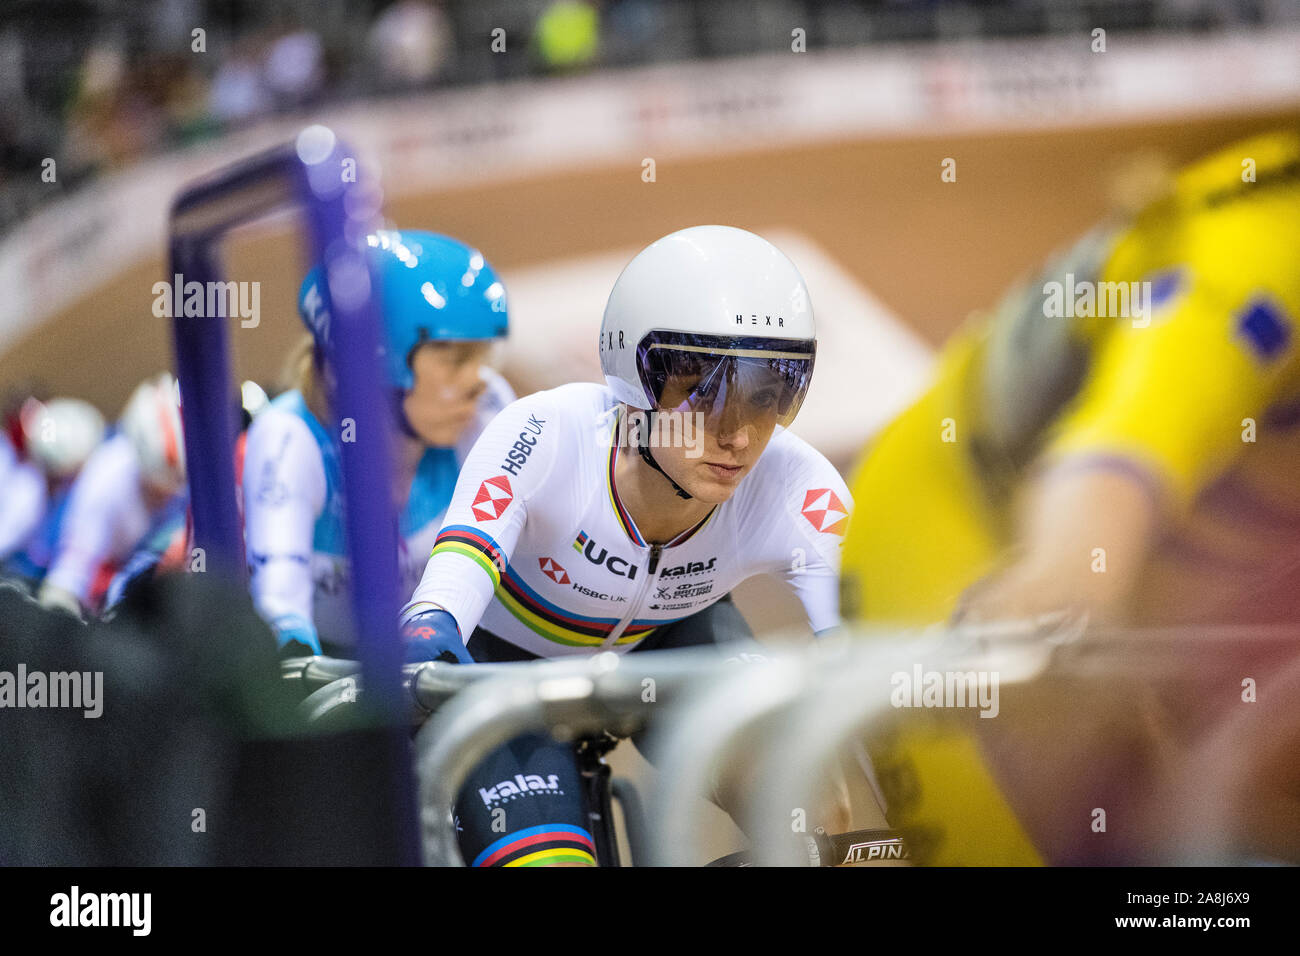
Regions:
[[606, 412, 717, 548]]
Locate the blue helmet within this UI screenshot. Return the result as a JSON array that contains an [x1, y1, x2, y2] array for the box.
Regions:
[[298, 229, 509, 390]]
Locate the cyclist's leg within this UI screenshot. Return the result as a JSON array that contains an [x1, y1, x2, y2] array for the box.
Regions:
[[628, 596, 758, 763], [454, 732, 597, 867], [627, 595, 759, 784], [452, 627, 597, 866], [631, 596, 854, 834]]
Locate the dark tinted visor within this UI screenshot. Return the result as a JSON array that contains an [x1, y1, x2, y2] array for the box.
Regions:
[[636, 331, 816, 429]]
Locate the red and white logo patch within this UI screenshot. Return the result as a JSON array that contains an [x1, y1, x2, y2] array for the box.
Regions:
[[801, 488, 848, 536], [538, 557, 570, 584], [471, 475, 514, 521]]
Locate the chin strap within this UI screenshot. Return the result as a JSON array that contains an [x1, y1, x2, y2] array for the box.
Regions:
[[635, 409, 693, 500]]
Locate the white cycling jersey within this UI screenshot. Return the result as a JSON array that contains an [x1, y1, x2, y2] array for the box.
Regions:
[[0, 445, 46, 561], [402, 382, 851, 657], [242, 367, 514, 649], [42, 433, 158, 608]]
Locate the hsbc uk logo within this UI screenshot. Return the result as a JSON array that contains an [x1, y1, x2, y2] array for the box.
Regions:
[[538, 556, 570, 584], [472, 475, 513, 521], [500, 413, 546, 476], [801, 488, 848, 535]]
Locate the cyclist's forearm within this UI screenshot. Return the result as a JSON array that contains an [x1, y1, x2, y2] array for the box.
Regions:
[[401, 548, 497, 638], [249, 554, 320, 651], [960, 457, 1159, 622]]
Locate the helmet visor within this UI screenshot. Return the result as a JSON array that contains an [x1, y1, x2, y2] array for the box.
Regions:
[[636, 332, 816, 430]]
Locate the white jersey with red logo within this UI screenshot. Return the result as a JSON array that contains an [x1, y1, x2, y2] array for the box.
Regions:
[[402, 382, 851, 657], [0, 434, 47, 562], [42, 432, 157, 609]]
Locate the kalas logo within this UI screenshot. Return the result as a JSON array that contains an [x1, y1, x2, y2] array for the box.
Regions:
[[801, 488, 848, 535], [573, 530, 638, 578], [479, 773, 563, 806], [471, 475, 513, 521], [538, 556, 570, 584], [659, 557, 717, 578]]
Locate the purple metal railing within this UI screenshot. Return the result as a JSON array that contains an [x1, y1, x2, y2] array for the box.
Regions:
[[168, 128, 417, 862]]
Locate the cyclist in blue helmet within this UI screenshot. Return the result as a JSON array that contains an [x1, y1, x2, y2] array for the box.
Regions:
[[242, 229, 514, 655]]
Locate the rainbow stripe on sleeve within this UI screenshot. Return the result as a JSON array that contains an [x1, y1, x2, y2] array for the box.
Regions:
[[470, 824, 597, 867], [429, 525, 507, 588]]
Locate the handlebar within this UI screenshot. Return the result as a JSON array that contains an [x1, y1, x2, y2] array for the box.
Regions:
[[280, 655, 362, 690], [285, 655, 597, 728], [285, 649, 732, 728], [280, 624, 1300, 866]]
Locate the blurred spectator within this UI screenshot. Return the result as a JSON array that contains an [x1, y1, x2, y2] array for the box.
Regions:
[[533, 1, 601, 73], [367, 0, 453, 91], [605, 0, 672, 65], [264, 27, 326, 110], [209, 40, 272, 126], [0, 0, 1296, 235], [62, 40, 126, 172]]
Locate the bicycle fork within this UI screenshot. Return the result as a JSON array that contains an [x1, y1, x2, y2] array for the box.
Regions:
[[576, 738, 622, 867]]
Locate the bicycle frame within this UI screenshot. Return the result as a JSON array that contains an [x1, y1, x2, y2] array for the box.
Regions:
[[575, 736, 622, 867], [289, 652, 916, 866], [408, 649, 727, 865], [288, 658, 636, 864], [288, 621, 1300, 865]]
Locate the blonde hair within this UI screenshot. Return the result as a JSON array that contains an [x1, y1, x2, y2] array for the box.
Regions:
[[282, 333, 331, 423]]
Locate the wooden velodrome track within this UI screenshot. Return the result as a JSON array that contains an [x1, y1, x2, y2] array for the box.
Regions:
[[5, 110, 1298, 411], [4, 108, 1298, 862]]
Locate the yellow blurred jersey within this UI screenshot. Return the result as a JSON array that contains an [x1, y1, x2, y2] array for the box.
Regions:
[[844, 129, 1300, 864], [843, 128, 1300, 626]]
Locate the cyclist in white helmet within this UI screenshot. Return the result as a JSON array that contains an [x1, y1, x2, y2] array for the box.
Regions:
[[100, 379, 272, 613], [38, 373, 187, 616], [0, 397, 105, 579], [401, 225, 851, 866]]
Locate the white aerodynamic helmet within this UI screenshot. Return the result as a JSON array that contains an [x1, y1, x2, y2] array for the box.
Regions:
[[599, 225, 816, 428], [120, 372, 186, 491], [20, 397, 106, 478]]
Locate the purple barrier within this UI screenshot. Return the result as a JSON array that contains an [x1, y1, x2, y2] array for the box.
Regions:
[[168, 128, 417, 862]]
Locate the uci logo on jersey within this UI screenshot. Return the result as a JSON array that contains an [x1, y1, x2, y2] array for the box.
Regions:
[[500, 414, 546, 476], [573, 530, 639, 579]]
